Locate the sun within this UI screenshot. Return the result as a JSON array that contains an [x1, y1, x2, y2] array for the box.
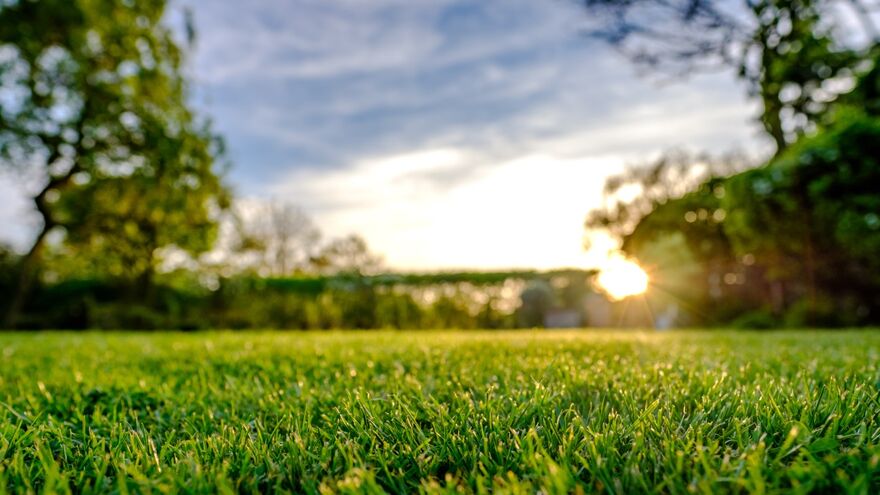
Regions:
[[597, 256, 649, 300]]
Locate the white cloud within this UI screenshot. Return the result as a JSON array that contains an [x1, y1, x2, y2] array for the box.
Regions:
[[272, 147, 626, 270], [185, 0, 580, 84], [266, 75, 766, 271]]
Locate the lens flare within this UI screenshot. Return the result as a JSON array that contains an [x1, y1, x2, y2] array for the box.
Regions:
[[597, 257, 649, 300]]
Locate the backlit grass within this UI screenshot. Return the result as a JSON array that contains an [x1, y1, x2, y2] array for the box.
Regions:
[[1, 330, 880, 493]]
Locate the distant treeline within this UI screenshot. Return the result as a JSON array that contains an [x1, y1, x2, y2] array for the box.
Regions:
[[1, 267, 601, 330]]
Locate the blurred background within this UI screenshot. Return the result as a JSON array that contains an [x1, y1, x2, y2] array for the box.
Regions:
[[1, 0, 878, 330]]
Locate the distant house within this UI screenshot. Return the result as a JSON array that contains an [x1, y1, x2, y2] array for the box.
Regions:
[[584, 293, 613, 327], [654, 303, 679, 330], [544, 308, 582, 328]]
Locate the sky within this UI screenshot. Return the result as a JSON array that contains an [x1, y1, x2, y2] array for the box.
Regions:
[[1, 0, 767, 270]]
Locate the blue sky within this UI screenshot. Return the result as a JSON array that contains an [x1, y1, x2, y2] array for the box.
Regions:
[[1, 0, 767, 269]]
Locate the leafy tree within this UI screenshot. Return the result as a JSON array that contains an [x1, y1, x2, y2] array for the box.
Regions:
[[581, 0, 876, 153], [585, 150, 749, 243], [611, 90, 880, 326], [582, 1, 880, 326], [0, 0, 227, 324], [621, 177, 775, 323], [516, 280, 555, 327], [723, 111, 880, 324]]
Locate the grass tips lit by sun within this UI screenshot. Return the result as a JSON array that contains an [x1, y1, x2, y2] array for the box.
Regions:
[[1, 330, 880, 493]]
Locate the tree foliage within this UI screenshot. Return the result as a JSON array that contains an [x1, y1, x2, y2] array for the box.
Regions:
[[582, 0, 877, 152], [724, 112, 880, 319], [607, 80, 880, 326], [584, 0, 880, 326], [585, 150, 750, 243], [0, 0, 228, 321]]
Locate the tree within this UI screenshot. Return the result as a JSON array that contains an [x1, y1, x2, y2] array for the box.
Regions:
[[0, 0, 228, 325], [582, 1, 880, 326], [222, 200, 321, 277], [581, 0, 875, 153], [602, 72, 880, 326], [585, 150, 749, 243], [723, 110, 880, 324], [516, 280, 555, 327], [310, 234, 384, 276], [583, 152, 754, 324], [620, 176, 769, 323]]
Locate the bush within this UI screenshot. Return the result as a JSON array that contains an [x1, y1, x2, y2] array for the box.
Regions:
[[783, 297, 843, 328], [729, 309, 779, 330]]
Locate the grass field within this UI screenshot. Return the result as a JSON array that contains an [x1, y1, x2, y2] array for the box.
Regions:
[[1, 331, 880, 494]]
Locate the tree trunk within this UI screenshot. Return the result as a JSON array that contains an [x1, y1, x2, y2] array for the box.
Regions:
[[3, 152, 77, 328], [759, 44, 788, 155], [2, 223, 51, 328]]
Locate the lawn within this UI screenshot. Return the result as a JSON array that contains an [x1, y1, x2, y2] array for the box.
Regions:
[[1, 331, 879, 494]]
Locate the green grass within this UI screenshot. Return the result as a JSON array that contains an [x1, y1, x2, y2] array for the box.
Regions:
[[1, 331, 880, 494]]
